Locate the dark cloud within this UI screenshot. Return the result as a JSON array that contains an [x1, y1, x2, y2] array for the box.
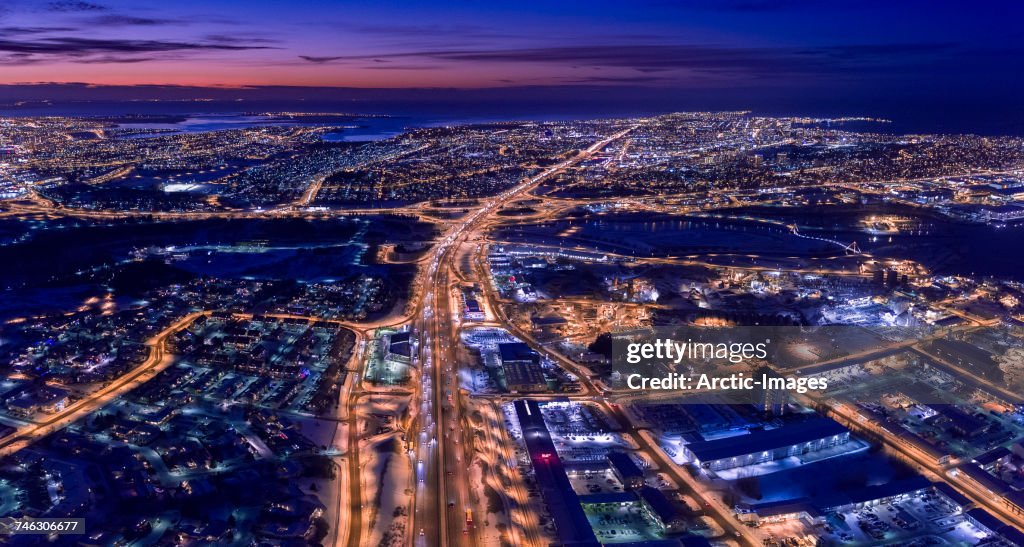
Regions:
[[0, 26, 78, 35], [47, 1, 108, 12], [0, 37, 271, 55], [343, 22, 513, 40], [304, 42, 971, 79], [87, 14, 177, 27], [301, 55, 425, 66], [443, 44, 948, 73], [299, 55, 344, 63], [204, 34, 278, 45], [0, 53, 40, 66], [75, 55, 160, 64], [360, 63, 443, 70], [565, 75, 673, 84], [0, 36, 275, 65]]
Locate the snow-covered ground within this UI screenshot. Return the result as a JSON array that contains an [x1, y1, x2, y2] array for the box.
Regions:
[[361, 434, 412, 547]]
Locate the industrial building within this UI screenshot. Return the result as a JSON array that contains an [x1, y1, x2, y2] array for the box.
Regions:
[[608, 451, 645, 490], [499, 342, 547, 392], [683, 417, 850, 471], [514, 399, 601, 547], [637, 485, 687, 533], [382, 331, 413, 364], [736, 477, 939, 527]]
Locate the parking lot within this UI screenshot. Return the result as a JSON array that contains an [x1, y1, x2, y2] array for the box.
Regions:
[[568, 469, 625, 495], [582, 502, 664, 543], [819, 489, 989, 545]]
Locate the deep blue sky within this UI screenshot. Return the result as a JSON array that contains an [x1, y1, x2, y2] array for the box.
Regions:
[[0, 1, 1021, 131]]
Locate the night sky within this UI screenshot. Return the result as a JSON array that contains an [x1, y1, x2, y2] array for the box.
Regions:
[[1, 1, 1022, 129]]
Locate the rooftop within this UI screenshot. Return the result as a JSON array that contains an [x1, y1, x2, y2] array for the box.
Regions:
[[685, 417, 848, 463]]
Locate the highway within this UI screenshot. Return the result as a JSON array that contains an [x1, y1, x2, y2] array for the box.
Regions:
[[406, 127, 637, 547]]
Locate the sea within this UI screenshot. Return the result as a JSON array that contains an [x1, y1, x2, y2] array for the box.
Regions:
[[2, 97, 1023, 138]]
